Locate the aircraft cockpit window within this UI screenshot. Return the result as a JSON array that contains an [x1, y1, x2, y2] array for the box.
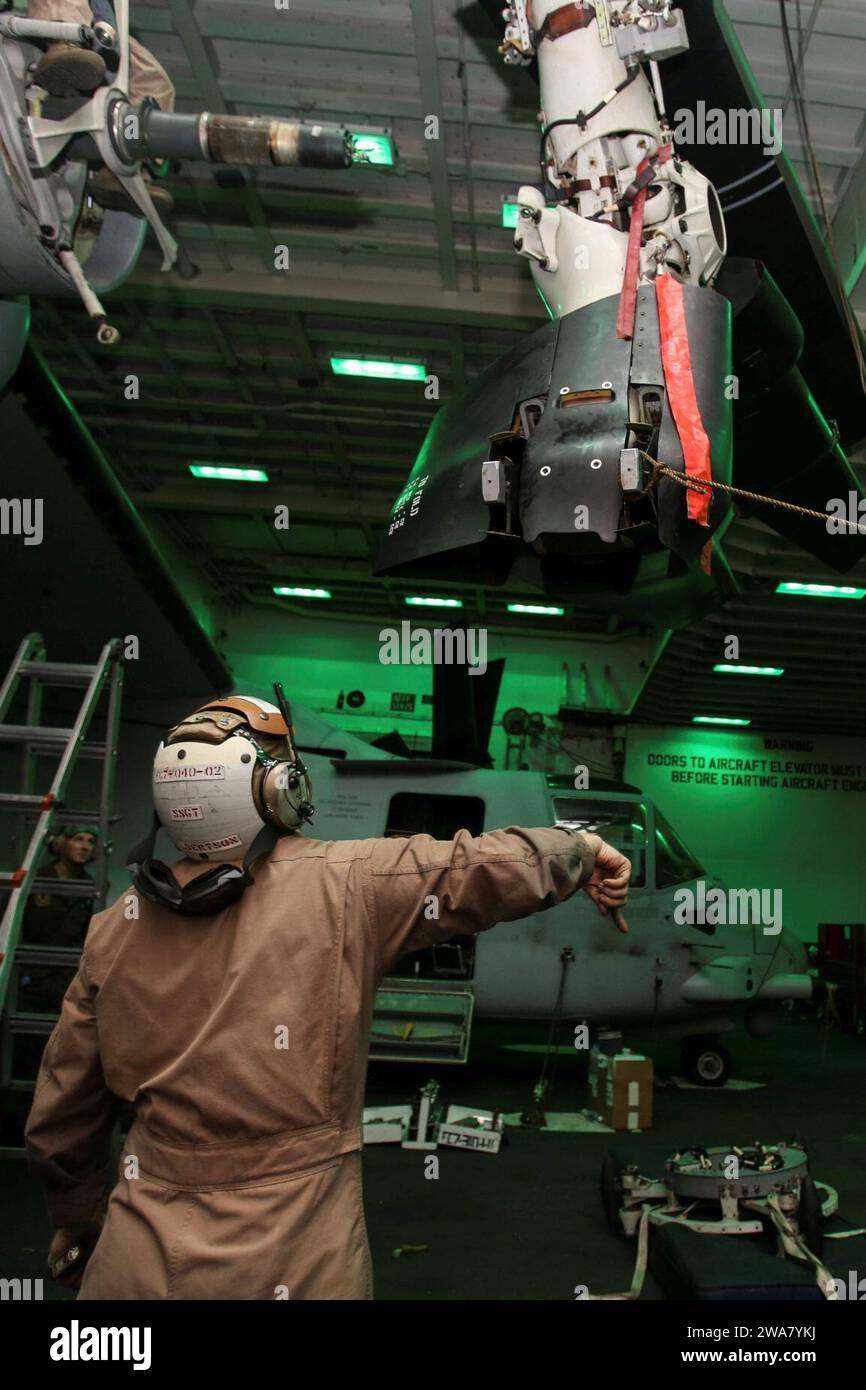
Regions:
[[654, 807, 706, 889], [552, 799, 647, 888], [385, 792, 485, 841]]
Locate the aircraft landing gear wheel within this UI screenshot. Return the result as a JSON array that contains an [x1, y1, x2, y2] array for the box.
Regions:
[[680, 1035, 731, 1087], [798, 1174, 824, 1258], [600, 1150, 629, 1238]]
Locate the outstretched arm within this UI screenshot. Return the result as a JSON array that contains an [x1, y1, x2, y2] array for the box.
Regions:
[[363, 824, 630, 975]]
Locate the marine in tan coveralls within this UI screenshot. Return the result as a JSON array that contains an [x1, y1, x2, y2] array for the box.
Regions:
[[25, 697, 631, 1300], [27, 0, 175, 110], [26, 1, 176, 214]]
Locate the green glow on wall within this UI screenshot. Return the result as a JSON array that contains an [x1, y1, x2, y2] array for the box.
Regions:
[[844, 239, 866, 297], [536, 286, 555, 320]]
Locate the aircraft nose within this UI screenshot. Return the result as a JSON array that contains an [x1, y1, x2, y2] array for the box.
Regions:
[[753, 928, 812, 1005], [779, 928, 808, 973]]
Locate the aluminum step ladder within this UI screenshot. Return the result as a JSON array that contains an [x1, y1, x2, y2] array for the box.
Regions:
[[0, 633, 124, 1099]]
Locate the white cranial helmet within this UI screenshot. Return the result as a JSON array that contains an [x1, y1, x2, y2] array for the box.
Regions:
[[152, 694, 314, 862]]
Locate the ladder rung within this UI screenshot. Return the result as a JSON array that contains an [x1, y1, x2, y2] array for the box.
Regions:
[[0, 874, 95, 897], [0, 725, 105, 757], [15, 945, 82, 967], [9, 1013, 58, 1035], [18, 660, 99, 686], [0, 724, 73, 745], [0, 795, 104, 822]]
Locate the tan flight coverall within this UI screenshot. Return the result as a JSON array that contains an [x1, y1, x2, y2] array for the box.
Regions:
[[28, 1, 176, 110], [25, 826, 595, 1300]]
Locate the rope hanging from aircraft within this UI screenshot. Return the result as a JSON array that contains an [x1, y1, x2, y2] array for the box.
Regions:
[[638, 450, 865, 534]]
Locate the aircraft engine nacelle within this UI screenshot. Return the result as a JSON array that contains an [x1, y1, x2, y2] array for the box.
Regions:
[[375, 277, 734, 614], [0, 2, 353, 386], [376, 0, 739, 624]]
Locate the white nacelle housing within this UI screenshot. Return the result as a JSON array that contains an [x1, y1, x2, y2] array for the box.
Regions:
[[507, 0, 727, 317]]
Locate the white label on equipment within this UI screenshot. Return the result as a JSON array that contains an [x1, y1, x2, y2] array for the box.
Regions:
[[155, 765, 225, 781], [628, 1081, 640, 1106], [594, 0, 613, 46], [439, 1129, 500, 1152], [169, 805, 204, 821], [183, 833, 242, 852]]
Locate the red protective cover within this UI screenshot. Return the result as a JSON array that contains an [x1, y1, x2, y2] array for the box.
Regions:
[[616, 147, 672, 341], [656, 272, 713, 527], [616, 157, 651, 342]]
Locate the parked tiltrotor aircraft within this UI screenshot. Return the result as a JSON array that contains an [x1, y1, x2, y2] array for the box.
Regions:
[[293, 702, 811, 1087]]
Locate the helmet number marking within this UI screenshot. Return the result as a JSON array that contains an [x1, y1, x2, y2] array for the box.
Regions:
[[155, 765, 226, 781]]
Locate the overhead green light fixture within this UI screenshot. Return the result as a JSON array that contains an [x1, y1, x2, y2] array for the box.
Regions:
[[776, 582, 866, 600], [189, 464, 268, 482], [404, 595, 463, 609], [713, 664, 784, 677], [273, 585, 331, 599], [330, 356, 425, 382], [507, 603, 565, 616], [350, 130, 395, 167], [693, 716, 752, 727]]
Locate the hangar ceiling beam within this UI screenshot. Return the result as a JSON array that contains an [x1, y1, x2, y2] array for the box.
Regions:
[[118, 269, 543, 329], [165, 68, 866, 125], [833, 142, 866, 299], [136, 4, 417, 57], [449, 325, 466, 391], [201, 308, 266, 438], [167, 219, 517, 269], [129, 485, 400, 521], [409, 0, 459, 291], [166, 0, 278, 275], [724, 0, 866, 42], [281, 310, 356, 487], [134, 312, 223, 460]]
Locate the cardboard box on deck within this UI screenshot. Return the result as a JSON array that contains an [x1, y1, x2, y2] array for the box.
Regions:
[[588, 1046, 653, 1130]]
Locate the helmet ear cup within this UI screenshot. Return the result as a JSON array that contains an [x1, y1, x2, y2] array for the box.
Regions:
[[261, 759, 310, 830]]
